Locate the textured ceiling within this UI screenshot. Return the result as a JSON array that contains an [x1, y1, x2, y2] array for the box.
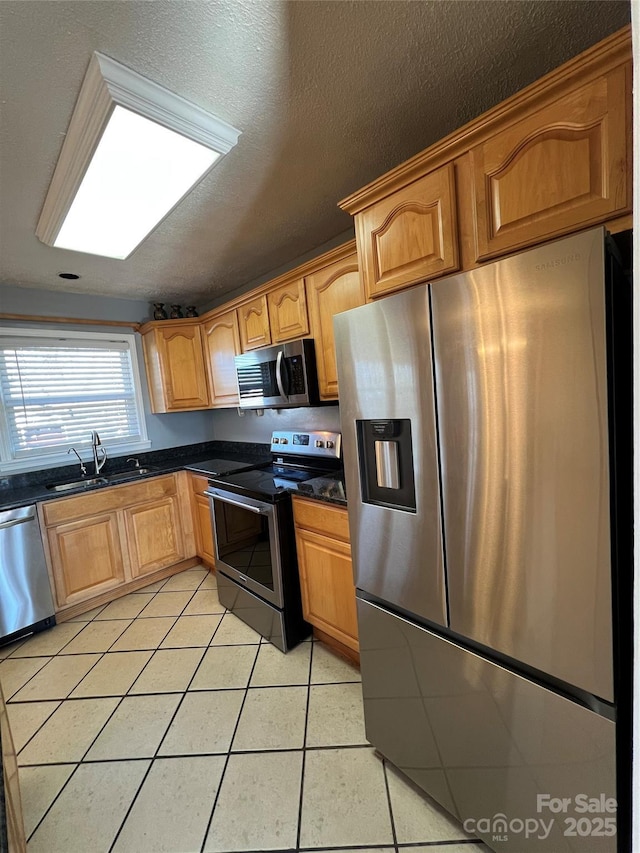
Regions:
[[0, 0, 631, 308]]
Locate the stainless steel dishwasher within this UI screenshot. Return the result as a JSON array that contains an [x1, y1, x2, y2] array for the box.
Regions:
[[0, 505, 55, 645]]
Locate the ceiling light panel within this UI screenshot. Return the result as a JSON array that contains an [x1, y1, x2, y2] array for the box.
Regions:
[[36, 53, 240, 260]]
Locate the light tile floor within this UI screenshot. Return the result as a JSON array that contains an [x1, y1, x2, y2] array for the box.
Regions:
[[0, 565, 488, 853]]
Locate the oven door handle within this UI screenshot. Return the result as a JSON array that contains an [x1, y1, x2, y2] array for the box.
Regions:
[[205, 489, 268, 515]]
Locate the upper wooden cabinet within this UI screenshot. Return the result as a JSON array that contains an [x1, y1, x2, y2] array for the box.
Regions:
[[202, 309, 241, 407], [355, 162, 459, 299], [267, 278, 310, 343], [471, 66, 630, 260], [340, 27, 631, 294], [305, 249, 363, 399], [141, 321, 210, 412], [238, 294, 271, 351]]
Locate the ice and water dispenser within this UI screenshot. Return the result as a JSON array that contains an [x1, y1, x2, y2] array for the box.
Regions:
[[357, 419, 416, 512]]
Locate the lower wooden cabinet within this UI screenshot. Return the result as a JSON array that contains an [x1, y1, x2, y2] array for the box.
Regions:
[[292, 497, 358, 652], [190, 473, 216, 568], [124, 497, 185, 578], [41, 473, 195, 612], [46, 512, 125, 605]]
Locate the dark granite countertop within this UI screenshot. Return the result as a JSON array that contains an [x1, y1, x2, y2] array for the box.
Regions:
[[287, 470, 348, 507], [0, 441, 270, 512], [0, 441, 349, 511]]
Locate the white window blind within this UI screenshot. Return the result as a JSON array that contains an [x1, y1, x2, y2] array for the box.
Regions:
[[0, 331, 147, 463]]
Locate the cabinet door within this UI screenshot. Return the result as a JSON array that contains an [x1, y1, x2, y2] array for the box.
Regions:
[[471, 66, 630, 260], [190, 474, 216, 567], [202, 309, 241, 407], [295, 527, 359, 652], [356, 162, 459, 299], [194, 494, 215, 567], [146, 324, 210, 411], [305, 252, 363, 399], [124, 497, 186, 578], [238, 295, 271, 351], [47, 513, 125, 607], [267, 278, 310, 343]]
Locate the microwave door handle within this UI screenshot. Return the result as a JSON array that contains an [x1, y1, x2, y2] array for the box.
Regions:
[[275, 350, 290, 399]]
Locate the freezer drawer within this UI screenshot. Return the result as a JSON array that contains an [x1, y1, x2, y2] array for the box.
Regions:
[[358, 598, 616, 853], [430, 228, 614, 701]]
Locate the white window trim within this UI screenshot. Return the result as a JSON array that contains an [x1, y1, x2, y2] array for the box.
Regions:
[[0, 326, 150, 473]]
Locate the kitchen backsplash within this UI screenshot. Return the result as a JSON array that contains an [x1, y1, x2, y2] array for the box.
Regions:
[[210, 404, 342, 444]]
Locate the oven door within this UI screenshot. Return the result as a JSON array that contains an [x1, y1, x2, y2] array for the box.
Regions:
[[205, 487, 284, 609]]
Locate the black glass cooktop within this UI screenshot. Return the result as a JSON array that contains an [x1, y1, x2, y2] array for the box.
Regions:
[[210, 462, 340, 502], [185, 458, 258, 477]]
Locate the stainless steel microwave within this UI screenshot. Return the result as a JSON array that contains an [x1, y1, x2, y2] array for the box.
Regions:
[[234, 338, 319, 409]]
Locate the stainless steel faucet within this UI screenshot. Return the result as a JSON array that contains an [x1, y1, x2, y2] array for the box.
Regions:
[[68, 447, 87, 476], [91, 431, 108, 475]]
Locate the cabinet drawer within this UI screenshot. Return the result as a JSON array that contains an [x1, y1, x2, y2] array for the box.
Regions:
[[42, 474, 178, 526], [292, 497, 350, 543]]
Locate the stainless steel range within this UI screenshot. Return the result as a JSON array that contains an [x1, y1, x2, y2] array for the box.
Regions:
[[205, 430, 342, 651]]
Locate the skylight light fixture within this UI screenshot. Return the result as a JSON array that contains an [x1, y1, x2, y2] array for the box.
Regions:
[[36, 53, 241, 260]]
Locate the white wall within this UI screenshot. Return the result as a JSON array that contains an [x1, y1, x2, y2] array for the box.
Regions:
[[0, 283, 216, 457]]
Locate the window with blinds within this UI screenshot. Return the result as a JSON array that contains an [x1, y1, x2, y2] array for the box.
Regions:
[[0, 330, 148, 466]]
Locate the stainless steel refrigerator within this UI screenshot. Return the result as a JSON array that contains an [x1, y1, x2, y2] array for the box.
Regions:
[[334, 227, 632, 853]]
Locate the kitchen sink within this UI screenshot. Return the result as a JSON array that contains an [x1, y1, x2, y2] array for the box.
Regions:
[[46, 477, 108, 492], [104, 467, 156, 482]]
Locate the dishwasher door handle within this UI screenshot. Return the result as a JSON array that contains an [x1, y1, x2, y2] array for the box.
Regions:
[[0, 506, 36, 529]]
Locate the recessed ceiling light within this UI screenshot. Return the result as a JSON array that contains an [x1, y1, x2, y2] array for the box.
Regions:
[[36, 53, 241, 260], [58, 272, 80, 280]]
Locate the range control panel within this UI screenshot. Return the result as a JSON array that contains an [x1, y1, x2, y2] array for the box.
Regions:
[[270, 430, 341, 460]]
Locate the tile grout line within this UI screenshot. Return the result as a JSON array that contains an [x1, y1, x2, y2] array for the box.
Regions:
[[108, 572, 227, 852], [17, 567, 214, 846], [99, 570, 210, 852], [295, 635, 314, 851], [24, 760, 83, 844], [198, 639, 263, 853], [382, 758, 400, 853], [117, 578, 213, 699], [16, 742, 381, 770]]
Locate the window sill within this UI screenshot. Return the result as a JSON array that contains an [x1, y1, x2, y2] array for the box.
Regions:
[[0, 440, 152, 475]]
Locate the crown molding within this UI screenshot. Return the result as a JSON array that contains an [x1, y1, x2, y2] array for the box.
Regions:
[[36, 52, 241, 248]]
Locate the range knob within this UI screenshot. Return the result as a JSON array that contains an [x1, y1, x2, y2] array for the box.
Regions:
[[326, 440, 334, 449], [315, 440, 324, 448], [272, 437, 280, 444], [280, 438, 288, 445]]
